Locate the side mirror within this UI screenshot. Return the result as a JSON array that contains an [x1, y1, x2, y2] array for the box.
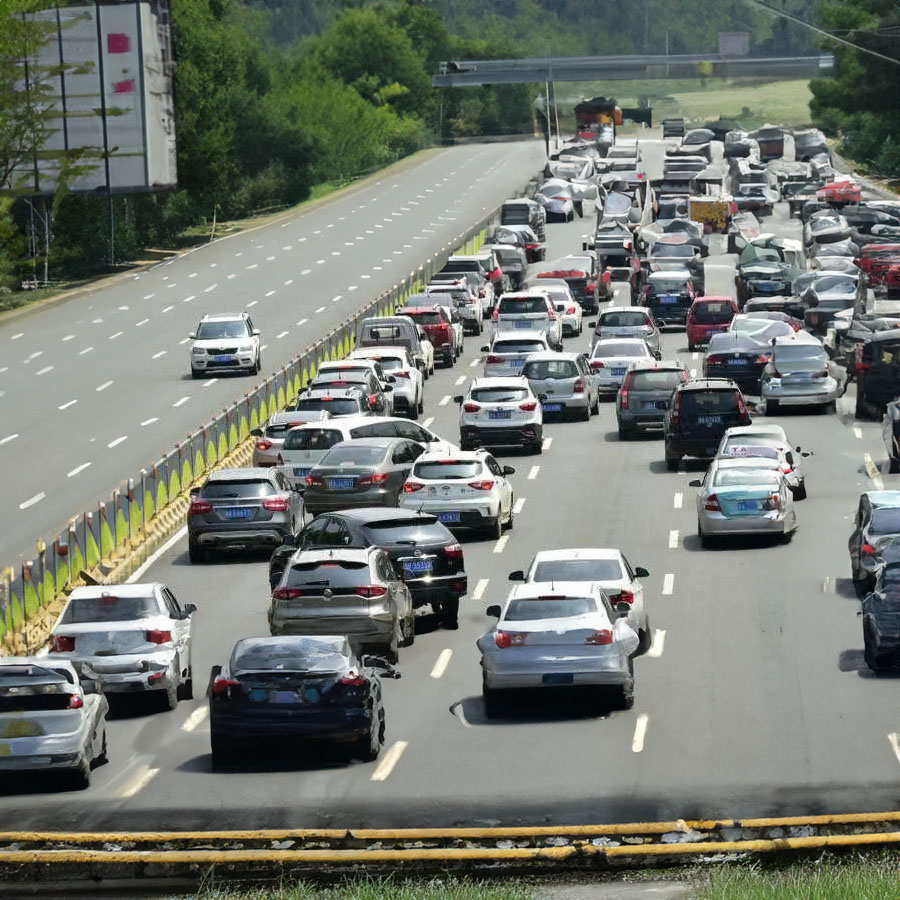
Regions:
[[486, 605, 501, 618], [387, 375, 397, 383], [384, 384, 393, 392], [251, 328, 261, 336], [634, 566, 649, 578], [282, 532, 299, 546], [502, 465, 516, 476], [508, 570, 525, 582], [587, 321, 597, 329], [452, 395, 464, 404], [182, 602, 198, 616], [688, 479, 702, 487], [480, 345, 490, 353], [189, 486, 201, 498], [615, 601, 631, 617], [538, 393, 548, 402], [188, 332, 197, 340], [250, 428, 262, 437]]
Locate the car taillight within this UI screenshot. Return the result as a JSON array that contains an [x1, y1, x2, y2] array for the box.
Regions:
[[763, 493, 782, 511], [367, 394, 378, 408], [51, 635, 75, 652], [706, 354, 723, 366], [494, 630, 526, 648], [755, 354, 771, 364], [212, 676, 239, 695], [861, 543, 875, 555], [548, 311, 556, 321], [492, 309, 498, 322], [272, 587, 306, 600], [705, 494, 721, 511], [737, 394, 751, 425], [305, 475, 323, 487], [519, 400, 537, 411], [262, 497, 290, 512], [188, 499, 212, 516], [573, 378, 584, 394], [444, 543, 464, 560], [589, 360, 606, 370], [812, 369, 828, 378], [566, 306, 576, 315], [339, 673, 366, 686], [255, 439, 272, 450], [468, 480, 494, 490], [585, 630, 613, 645], [616, 590, 634, 605], [394, 371, 411, 379], [486, 355, 502, 364], [403, 481, 425, 493], [360, 473, 388, 486], [68, 694, 84, 710], [463, 402, 481, 412], [356, 586, 387, 598], [670, 392, 682, 426], [146, 629, 172, 644]]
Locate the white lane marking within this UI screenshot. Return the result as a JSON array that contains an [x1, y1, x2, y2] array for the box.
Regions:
[[542, 437, 553, 450], [115, 764, 160, 799], [439, 394, 451, 406], [183, 295, 196, 303], [455, 375, 466, 385], [267, 256, 276, 262], [316, 259, 325, 265], [109, 331, 123, 340], [348, 285, 358, 291], [96, 380, 113, 392], [246, 300, 258, 308], [889, 733, 900, 767], [136, 318, 149, 327], [662, 573, 675, 595], [67, 462, 91, 478], [91, 318, 103, 324], [300, 269, 312, 276], [864, 452, 884, 490], [691, 352, 699, 361], [36, 365, 54, 375], [234, 251, 242, 257], [473, 578, 489, 601], [513, 497, 526, 515], [108, 435, 128, 448], [162, 305, 174, 313], [62, 334, 74, 342], [370, 740, 408, 781], [296, 318, 308, 327], [331, 251, 341, 256], [282, 246, 292, 251], [422, 417, 434, 428], [430, 649, 453, 680], [284, 279, 294, 287], [332, 295, 343, 303], [493, 535, 509, 554], [314, 307, 325, 314], [277, 330, 290, 338], [141, 417, 158, 427], [204, 283, 217, 292], [143, 294, 155, 300], [172, 396, 190, 408], [179, 338, 190, 345], [0, 434, 18, 446], [527, 465, 540, 480], [668, 529, 679, 549], [632, 714, 649, 753], [647, 629, 666, 658], [674, 492, 683, 509], [853, 426, 862, 439], [182, 706, 209, 732], [19, 492, 46, 510], [129, 525, 188, 582], [154, 348, 170, 358], [245, 263, 258, 270], [361, 274, 371, 279], [188, 272, 197, 278], [79, 347, 94, 356], [469, 359, 480, 368], [10, 333, 23, 340], [119, 305, 130, 310], [265, 290, 276, 297], [25, 350, 42, 361], [203, 379, 217, 388], [58, 400, 77, 410]]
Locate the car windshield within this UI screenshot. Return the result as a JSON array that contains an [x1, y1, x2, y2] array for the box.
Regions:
[[522, 360, 579, 380], [284, 429, 345, 451], [203, 480, 275, 498], [502, 206, 531, 224], [692, 302, 735, 323], [499, 298, 548, 315], [61, 594, 159, 623], [471, 387, 530, 402], [532, 559, 623, 581], [774, 345, 827, 364], [713, 469, 781, 487], [196, 321, 247, 340], [493, 341, 546, 354], [294, 398, 360, 415], [594, 341, 648, 358], [811, 276, 856, 294], [400, 310, 442, 324], [651, 244, 693, 258], [870, 508, 900, 535], [601, 312, 648, 327], [414, 460, 482, 479], [320, 445, 387, 465], [630, 370, 684, 390], [285, 561, 370, 587], [504, 597, 597, 621], [231, 638, 347, 674], [681, 391, 739, 413]]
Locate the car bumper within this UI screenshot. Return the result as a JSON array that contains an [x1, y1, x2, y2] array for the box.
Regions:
[[461, 424, 542, 448], [595, 374, 627, 393], [304, 488, 394, 515], [541, 395, 588, 413], [192, 356, 255, 372], [482, 653, 633, 689], [618, 408, 667, 429], [667, 436, 725, 460], [403, 574, 467, 607], [191, 527, 288, 549], [270, 615, 393, 642], [700, 510, 790, 536], [0, 751, 85, 773], [763, 380, 839, 405], [210, 710, 372, 745], [397, 497, 499, 527]]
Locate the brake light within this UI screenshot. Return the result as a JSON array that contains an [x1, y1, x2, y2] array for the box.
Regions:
[[51, 635, 75, 652], [68, 694, 84, 710], [585, 630, 613, 645], [519, 400, 537, 411], [548, 310, 556, 321], [360, 473, 388, 486], [492, 309, 498, 322], [566, 306, 576, 315], [706, 354, 723, 366], [468, 480, 494, 490], [463, 402, 481, 412], [494, 630, 526, 648], [670, 392, 682, 426], [444, 543, 464, 560], [255, 439, 273, 451], [736, 394, 751, 425], [619, 383, 630, 409], [367, 394, 379, 408], [573, 378, 584, 394], [764, 492, 782, 511], [861, 543, 875, 556], [188, 499, 212, 516], [356, 586, 387, 598], [403, 481, 425, 493], [212, 676, 239, 695], [486, 355, 502, 364], [394, 371, 411, 379], [705, 494, 721, 511], [589, 360, 606, 370], [262, 497, 290, 512], [339, 673, 366, 686], [272, 587, 306, 600], [755, 354, 771, 364], [146, 629, 172, 644], [616, 590, 634, 605], [305, 476, 323, 487]]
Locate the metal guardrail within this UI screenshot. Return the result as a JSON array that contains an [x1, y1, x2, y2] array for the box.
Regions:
[[0, 203, 506, 654]]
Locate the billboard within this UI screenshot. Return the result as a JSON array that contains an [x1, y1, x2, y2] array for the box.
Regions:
[[9, 0, 176, 195]]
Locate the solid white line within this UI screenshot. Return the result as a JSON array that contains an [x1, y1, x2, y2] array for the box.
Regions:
[[109, 331, 123, 340], [662, 573, 675, 595], [422, 417, 434, 428], [96, 380, 113, 392], [647, 629, 666, 658], [455, 375, 466, 385], [493, 535, 509, 554], [0, 434, 18, 446], [439, 395, 451, 406], [141, 417, 158, 427], [19, 492, 45, 510], [115, 765, 160, 799], [370, 740, 408, 781], [668, 529, 679, 549], [473, 578, 489, 601], [67, 463, 91, 478], [513, 497, 526, 515], [889, 733, 900, 767], [152, 351, 166, 359], [108, 436, 128, 448], [469, 358, 480, 368], [172, 396, 190, 408], [853, 426, 862, 439], [527, 465, 540, 480], [136, 318, 149, 327], [430, 649, 453, 680], [673, 492, 683, 509], [79, 347, 94, 355], [58, 400, 77, 410], [182, 706, 209, 733], [632, 714, 649, 753], [128, 525, 188, 583]]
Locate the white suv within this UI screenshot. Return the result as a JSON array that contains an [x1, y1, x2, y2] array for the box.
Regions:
[[189, 313, 260, 377], [454, 376, 543, 454], [350, 346, 425, 419]]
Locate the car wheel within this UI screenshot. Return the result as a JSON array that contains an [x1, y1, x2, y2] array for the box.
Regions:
[[792, 480, 807, 501], [608, 683, 634, 711], [590, 394, 599, 416], [70, 756, 91, 790], [97, 728, 108, 766], [250, 354, 260, 376], [579, 403, 591, 422], [190, 368, 203, 380], [486, 516, 502, 541], [440, 597, 459, 629], [482, 673, 500, 719], [400, 609, 415, 647], [780, 529, 793, 545], [767, 399, 779, 414], [211, 736, 237, 770], [699, 521, 713, 549], [618, 424, 632, 440], [637, 625, 651, 656], [504, 499, 514, 531], [855, 393, 869, 420], [665, 452, 680, 471], [177, 669, 194, 701], [354, 706, 385, 762], [164, 678, 179, 711], [188, 540, 205, 564], [890, 457, 900, 475], [530, 440, 543, 455]]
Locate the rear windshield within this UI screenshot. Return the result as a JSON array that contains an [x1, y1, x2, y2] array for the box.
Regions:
[[203, 479, 275, 498], [369, 357, 405, 371], [232, 638, 346, 674], [400, 310, 442, 324], [504, 598, 597, 621], [361, 325, 409, 343], [692, 302, 735, 323], [362, 519, 448, 542], [414, 460, 482, 480], [312, 372, 368, 386], [285, 561, 370, 588], [532, 559, 623, 581], [630, 370, 685, 391], [443, 261, 480, 273], [320, 445, 387, 465], [773, 345, 827, 364], [681, 390, 740, 414], [651, 244, 693, 258], [294, 398, 361, 415], [0, 690, 73, 712], [492, 340, 545, 354], [61, 594, 159, 624], [871, 508, 900, 535], [495, 249, 523, 265], [284, 429, 345, 451], [522, 360, 579, 379], [499, 298, 548, 315], [601, 312, 649, 327], [502, 206, 531, 224], [594, 342, 648, 358], [713, 469, 780, 487], [471, 387, 530, 402]]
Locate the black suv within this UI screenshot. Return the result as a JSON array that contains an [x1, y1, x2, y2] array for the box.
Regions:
[[854, 331, 900, 420], [268, 508, 466, 627], [862, 562, 900, 672], [663, 379, 751, 470]]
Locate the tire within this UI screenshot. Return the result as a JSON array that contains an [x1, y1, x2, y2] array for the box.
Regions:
[[70, 757, 91, 790], [190, 368, 203, 380], [699, 520, 713, 549], [188, 540, 205, 564], [767, 399, 779, 414], [665, 452, 680, 472], [618, 424, 633, 440], [608, 682, 634, 711], [178, 670, 194, 701], [780, 529, 793, 545], [418, 394, 425, 415], [530, 441, 543, 455], [579, 403, 591, 422], [211, 736, 237, 770], [399, 609, 415, 647], [440, 596, 459, 629], [637, 625, 651, 656], [382, 621, 400, 665], [353, 705, 385, 762], [504, 500, 514, 531], [250, 353, 260, 376], [590, 394, 599, 416], [96, 728, 108, 766], [890, 457, 900, 475], [792, 480, 807, 501], [855, 392, 869, 420], [482, 673, 501, 719], [164, 678, 179, 711], [486, 516, 502, 541]]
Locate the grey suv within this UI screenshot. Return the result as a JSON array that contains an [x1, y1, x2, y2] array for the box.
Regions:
[[616, 360, 689, 438]]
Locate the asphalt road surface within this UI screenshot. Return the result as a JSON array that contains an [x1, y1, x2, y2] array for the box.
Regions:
[[3, 188, 899, 830], [0, 140, 545, 570]]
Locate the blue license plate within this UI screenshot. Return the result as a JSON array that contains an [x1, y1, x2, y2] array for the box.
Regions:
[[642, 401, 660, 409], [697, 415, 723, 427], [737, 500, 758, 511], [659, 295, 678, 305], [293, 467, 310, 477], [327, 477, 355, 490], [542, 673, 574, 685], [489, 409, 512, 420], [754, 281, 782, 292], [542, 402, 562, 412], [513, 320, 532, 328], [611, 368, 626, 377], [438, 512, 461, 524], [726, 359, 746, 366], [402, 559, 432, 574], [213, 354, 233, 362], [508, 359, 525, 368], [222, 507, 252, 519]]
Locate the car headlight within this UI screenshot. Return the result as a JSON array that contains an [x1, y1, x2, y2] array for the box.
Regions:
[[192, 347, 205, 355]]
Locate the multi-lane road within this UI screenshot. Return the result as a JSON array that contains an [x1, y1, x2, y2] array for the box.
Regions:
[[2, 175, 899, 829], [0, 141, 545, 570]]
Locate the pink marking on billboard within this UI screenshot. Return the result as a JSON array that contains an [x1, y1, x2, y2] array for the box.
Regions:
[[107, 33, 130, 53], [112, 79, 134, 94]]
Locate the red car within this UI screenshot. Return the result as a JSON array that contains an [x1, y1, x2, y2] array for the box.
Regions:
[[685, 296, 739, 351], [397, 306, 456, 366], [856, 244, 900, 293]]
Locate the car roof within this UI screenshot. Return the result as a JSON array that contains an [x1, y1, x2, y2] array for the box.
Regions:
[[533, 548, 623, 561], [725, 424, 788, 440], [319, 359, 378, 369], [648, 269, 692, 280], [601, 306, 652, 315], [68, 583, 161, 599], [678, 378, 738, 391], [595, 337, 648, 346], [336, 507, 436, 523], [772, 331, 823, 347], [492, 331, 548, 343], [524, 351, 580, 362], [471, 376, 530, 388], [300, 388, 364, 400], [627, 358, 685, 371], [714, 456, 781, 470], [268, 410, 331, 424], [351, 346, 412, 359], [864, 491, 900, 508], [507, 583, 609, 603], [289, 547, 373, 564], [208, 467, 276, 481], [329, 437, 402, 449], [288, 415, 388, 434], [199, 312, 246, 321], [415, 449, 489, 462], [694, 295, 735, 303]]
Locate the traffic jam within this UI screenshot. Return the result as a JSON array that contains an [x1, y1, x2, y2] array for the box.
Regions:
[[4, 113, 900, 785]]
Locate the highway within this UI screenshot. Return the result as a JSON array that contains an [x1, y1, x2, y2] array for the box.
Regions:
[[2, 182, 899, 830], [0, 140, 545, 571]]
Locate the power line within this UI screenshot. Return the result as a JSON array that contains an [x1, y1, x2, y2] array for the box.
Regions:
[[745, 0, 900, 65]]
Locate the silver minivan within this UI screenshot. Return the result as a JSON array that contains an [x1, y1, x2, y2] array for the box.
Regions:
[[356, 316, 428, 377]]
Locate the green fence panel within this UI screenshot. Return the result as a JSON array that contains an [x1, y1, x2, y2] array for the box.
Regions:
[[71, 542, 85, 577], [181, 457, 192, 490], [205, 439, 217, 469], [168, 465, 181, 499], [156, 480, 168, 514], [239, 413, 249, 441], [55, 556, 69, 594], [42, 570, 54, 606], [267, 393, 278, 419], [193, 448, 205, 479], [229, 421, 239, 449], [100, 517, 113, 559], [23, 581, 39, 619], [249, 405, 260, 430], [115, 508, 128, 547], [10, 592, 23, 630], [276, 385, 285, 411]]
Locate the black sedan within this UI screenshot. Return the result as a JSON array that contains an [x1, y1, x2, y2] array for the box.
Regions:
[[862, 564, 900, 673], [703, 332, 773, 396], [208, 635, 390, 767]]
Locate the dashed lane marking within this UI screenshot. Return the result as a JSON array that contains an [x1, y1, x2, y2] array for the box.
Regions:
[[889, 733, 900, 767], [301, 269, 312, 275], [246, 301, 257, 308], [422, 417, 434, 428], [114, 764, 160, 799], [58, 400, 77, 410], [108, 436, 128, 448], [36, 365, 54, 375], [19, 492, 45, 510], [853, 426, 862, 439], [67, 463, 91, 478], [674, 492, 683, 509], [141, 418, 158, 427], [314, 307, 325, 314], [662, 573, 675, 595], [542, 437, 553, 450], [173, 396, 190, 408], [96, 380, 113, 392], [277, 330, 290, 338], [109, 332, 123, 340], [647, 629, 666, 658], [470, 358, 480, 368], [493, 535, 509, 554], [513, 497, 526, 515], [370, 741, 408, 782], [296, 318, 308, 327], [527, 465, 540, 480], [79, 347, 94, 355], [265, 290, 276, 297], [182, 707, 209, 732], [864, 452, 884, 490], [430, 650, 453, 680], [203, 379, 217, 388], [0, 434, 18, 446], [10, 333, 23, 340], [204, 284, 217, 292], [473, 578, 489, 600], [455, 375, 466, 385], [62, 335, 74, 342], [439, 395, 451, 406], [136, 318, 149, 327], [632, 714, 649, 753], [668, 529, 679, 549]]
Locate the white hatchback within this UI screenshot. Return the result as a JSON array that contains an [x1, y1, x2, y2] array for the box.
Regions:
[[350, 346, 424, 419], [588, 338, 654, 395], [454, 377, 543, 454], [481, 331, 555, 378], [399, 450, 516, 539]]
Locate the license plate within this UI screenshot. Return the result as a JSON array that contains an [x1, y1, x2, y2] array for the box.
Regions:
[[221, 507, 252, 519], [402, 559, 432, 574], [611, 368, 626, 377], [489, 409, 512, 420], [659, 295, 678, 304], [754, 281, 781, 292], [697, 415, 723, 427], [508, 359, 525, 368], [642, 400, 660, 409], [213, 354, 233, 363], [327, 477, 355, 490], [438, 512, 461, 524], [737, 500, 758, 511], [513, 320, 532, 329], [787, 372, 813, 382], [293, 467, 310, 477], [542, 673, 574, 685], [542, 402, 562, 412], [726, 359, 746, 366]]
